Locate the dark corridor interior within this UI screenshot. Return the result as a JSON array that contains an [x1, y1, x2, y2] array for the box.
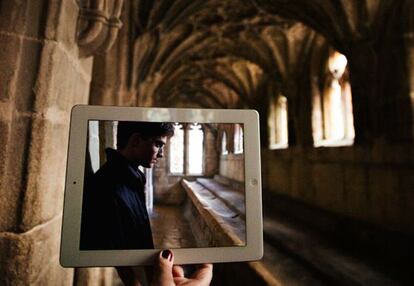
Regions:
[[0, 0, 413, 285]]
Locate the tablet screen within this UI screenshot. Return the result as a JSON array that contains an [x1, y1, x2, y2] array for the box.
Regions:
[[79, 120, 246, 251]]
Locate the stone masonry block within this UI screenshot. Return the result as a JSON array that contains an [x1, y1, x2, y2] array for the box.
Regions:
[[218, 154, 244, 183], [0, 1, 48, 39], [0, 119, 10, 183], [260, 150, 270, 190], [0, 217, 73, 286], [74, 268, 115, 286], [0, 35, 43, 112], [399, 169, 414, 194], [371, 143, 394, 164], [44, 0, 80, 51], [34, 42, 92, 113], [21, 117, 71, 231], [291, 158, 313, 202], [265, 156, 290, 195], [399, 170, 414, 234], [290, 158, 302, 199], [402, 190, 414, 236], [0, 34, 21, 102], [312, 163, 345, 213], [15, 39, 43, 112], [390, 144, 413, 164], [90, 82, 123, 105], [344, 166, 369, 219], [34, 261, 74, 286], [367, 168, 399, 229], [0, 101, 13, 122], [349, 146, 370, 163], [0, 114, 32, 232], [383, 171, 406, 230], [0, 0, 80, 51]]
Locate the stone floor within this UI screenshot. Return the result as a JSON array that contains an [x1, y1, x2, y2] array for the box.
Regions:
[[112, 204, 198, 286], [150, 204, 197, 249]]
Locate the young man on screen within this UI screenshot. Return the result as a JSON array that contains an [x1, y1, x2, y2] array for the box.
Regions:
[[80, 121, 174, 250]]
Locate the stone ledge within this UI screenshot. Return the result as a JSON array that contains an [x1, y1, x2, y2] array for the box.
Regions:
[[196, 177, 245, 219], [263, 208, 414, 285], [225, 204, 413, 285], [262, 192, 414, 283], [212, 174, 244, 192], [181, 179, 245, 246], [264, 145, 414, 165]]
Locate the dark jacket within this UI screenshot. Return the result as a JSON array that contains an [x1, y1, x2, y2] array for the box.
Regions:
[[80, 148, 154, 250]]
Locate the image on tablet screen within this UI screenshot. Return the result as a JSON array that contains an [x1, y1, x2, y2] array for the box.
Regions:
[[80, 120, 246, 250]]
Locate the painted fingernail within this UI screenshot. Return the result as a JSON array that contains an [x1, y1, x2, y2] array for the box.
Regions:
[[161, 250, 172, 261]]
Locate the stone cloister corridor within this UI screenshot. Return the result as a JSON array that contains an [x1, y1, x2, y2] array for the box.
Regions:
[[0, 0, 413, 285]]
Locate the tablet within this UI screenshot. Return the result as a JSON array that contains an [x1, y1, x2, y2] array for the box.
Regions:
[[60, 105, 263, 267]]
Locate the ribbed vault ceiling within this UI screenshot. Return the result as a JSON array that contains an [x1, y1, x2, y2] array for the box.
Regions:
[[119, 0, 403, 108]]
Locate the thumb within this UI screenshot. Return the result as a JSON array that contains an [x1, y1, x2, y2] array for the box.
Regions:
[[153, 250, 174, 286]]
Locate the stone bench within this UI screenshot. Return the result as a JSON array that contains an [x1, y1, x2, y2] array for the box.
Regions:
[[181, 178, 246, 247], [213, 193, 413, 286], [181, 178, 405, 285], [196, 177, 245, 220]]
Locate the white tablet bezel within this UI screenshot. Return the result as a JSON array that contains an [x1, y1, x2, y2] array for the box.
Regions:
[[60, 105, 263, 267]]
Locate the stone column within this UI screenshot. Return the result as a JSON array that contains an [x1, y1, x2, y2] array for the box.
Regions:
[[346, 1, 412, 145], [404, 0, 414, 138], [0, 0, 93, 285], [346, 41, 377, 145], [89, 0, 135, 106]]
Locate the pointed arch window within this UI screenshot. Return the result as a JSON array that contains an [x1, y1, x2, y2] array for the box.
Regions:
[[169, 123, 204, 175], [234, 124, 244, 154], [313, 51, 355, 147], [221, 131, 228, 155], [187, 123, 204, 175], [169, 123, 184, 174], [268, 95, 288, 149]]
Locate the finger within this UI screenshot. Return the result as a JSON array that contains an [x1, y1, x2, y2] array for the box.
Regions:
[[172, 265, 184, 278], [152, 250, 174, 286], [191, 264, 213, 283]]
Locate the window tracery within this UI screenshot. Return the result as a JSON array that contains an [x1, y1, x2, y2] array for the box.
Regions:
[[314, 51, 355, 147]]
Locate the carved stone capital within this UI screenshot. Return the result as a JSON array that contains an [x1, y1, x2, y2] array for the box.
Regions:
[[76, 0, 124, 57]]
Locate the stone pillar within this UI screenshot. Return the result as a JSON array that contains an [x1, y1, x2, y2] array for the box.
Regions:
[[295, 74, 314, 147], [0, 0, 93, 285], [404, 0, 414, 138], [346, 1, 412, 145], [284, 78, 314, 148], [89, 0, 136, 106], [347, 42, 377, 145]]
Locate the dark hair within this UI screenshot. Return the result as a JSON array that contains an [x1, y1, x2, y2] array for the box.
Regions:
[[117, 121, 174, 149]]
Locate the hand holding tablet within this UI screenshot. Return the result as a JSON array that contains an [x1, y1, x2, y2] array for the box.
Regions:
[[60, 105, 263, 266], [116, 250, 213, 286]]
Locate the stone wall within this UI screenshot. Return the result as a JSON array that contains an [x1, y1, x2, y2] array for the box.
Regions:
[[262, 145, 414, 236], [218, 123, 245, 183], [1, 0, 412, 285], [0, 0, 93, 285], [219, 154, 245, 183]]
